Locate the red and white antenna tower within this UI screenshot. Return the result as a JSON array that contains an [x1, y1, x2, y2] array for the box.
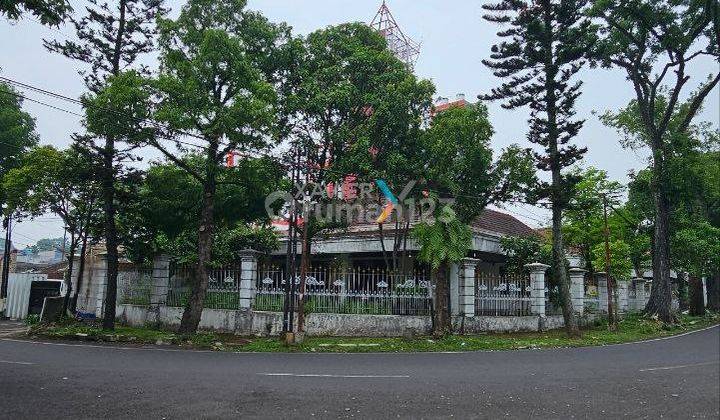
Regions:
[[370, 1, 421, 69]]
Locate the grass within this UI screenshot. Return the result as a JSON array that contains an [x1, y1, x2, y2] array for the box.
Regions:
[[27, 312, 719, 353]]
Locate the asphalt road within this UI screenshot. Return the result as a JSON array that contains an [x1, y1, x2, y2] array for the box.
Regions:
[[0, 326, 718, 419]]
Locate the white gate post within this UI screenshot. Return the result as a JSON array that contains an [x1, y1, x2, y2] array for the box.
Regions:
[[526, 263, 549, 317], [597, 272, 609, 314], [617, 278, 629, 314], [150, 255, 170, 307], [92, 253, 108, 318], [569, 268, 586, 315], [632, 278, 645, 311], [239, 250, 259, 310], [459, 258, 479, 318]]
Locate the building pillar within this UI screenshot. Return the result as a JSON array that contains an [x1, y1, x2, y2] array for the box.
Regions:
[[644, 280, 652, 306], [239, 250, 259, 310], [150, 255, 170, 307], [458, 258, 479, 318], [568, 268, 586, 315], [449, 262, 460, 316], [632, 278, 645, 311], [617, 278, 629, 313], [90, 253, 108, 318], [701, 277, 708, 308], [526, 263, 549, 317], [596, 272, 609, 314]]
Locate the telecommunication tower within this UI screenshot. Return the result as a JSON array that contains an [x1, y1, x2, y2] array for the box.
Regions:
[[370, 1, 421, 69]]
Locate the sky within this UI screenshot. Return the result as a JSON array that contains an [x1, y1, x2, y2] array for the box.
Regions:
[[1, 0, 718, 249]]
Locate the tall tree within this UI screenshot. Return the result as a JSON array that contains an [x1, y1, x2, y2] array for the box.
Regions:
[[590, 0, 719, 323], [0, 0, 71, 26], [146, 0, 290, 333], [0, 82, 39, 208], [44, 0, 167, 329], [2, 145, 99, 314], [563, 167, 625, 278], [414, 104, 535, 335], [292, 23, 435, 274], [481, 0, 593, 336]]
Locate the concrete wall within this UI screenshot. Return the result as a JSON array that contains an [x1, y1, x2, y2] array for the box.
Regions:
[[117, 304, 586, 337]]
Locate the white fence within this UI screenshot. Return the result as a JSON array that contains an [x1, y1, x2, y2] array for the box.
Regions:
[[474, 272, 531, 316], [255, 266, 432, 316], [5, 273, 48, 320]]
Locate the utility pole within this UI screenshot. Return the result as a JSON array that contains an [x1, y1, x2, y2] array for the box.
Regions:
[[1, 215, 13, 299], [282, 145, 301, 341], [603, 194, 617, 330]]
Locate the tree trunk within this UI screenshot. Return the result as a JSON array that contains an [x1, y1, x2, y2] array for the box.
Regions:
[[688, 275, 705, 317], [296, 211, 310, 333], [540, 0, 577, 337], [71, 232, 89, 312], [432, 262, 452, 337], [644, 152, 674, 323], [706, 272, 719, 312], [101, 137, 119, 330], [179, 178, 216, 334], [552, 200, 579, 337], [62, 235, 78, 316]]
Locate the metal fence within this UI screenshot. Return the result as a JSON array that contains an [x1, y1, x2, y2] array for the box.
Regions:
[[474, 272, 531, 316], [255, 265, 432, 316], [166, 264, 246, 310], [118, 268, 153, 305]]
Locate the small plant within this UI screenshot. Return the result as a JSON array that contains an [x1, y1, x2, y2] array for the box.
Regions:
[[25, 314, 40, 325]]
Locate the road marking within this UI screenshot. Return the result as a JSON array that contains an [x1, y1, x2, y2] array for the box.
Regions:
[[0, 359, 35, 365], [257, 373, 409, 378], [639, 361, 719, 372]]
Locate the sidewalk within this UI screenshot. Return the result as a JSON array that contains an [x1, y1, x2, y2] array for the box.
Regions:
[[0, 319, 28, 338]]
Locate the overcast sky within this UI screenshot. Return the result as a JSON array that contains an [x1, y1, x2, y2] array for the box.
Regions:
[[1, 0, 718, 248]]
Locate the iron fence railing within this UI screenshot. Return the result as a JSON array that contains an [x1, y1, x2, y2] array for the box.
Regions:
[[474, 272, 531, 316], [255, 266, 432, 316], [118, 268, 153, 305]]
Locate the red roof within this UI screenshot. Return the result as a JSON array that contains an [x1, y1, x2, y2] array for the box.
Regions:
[[471, 208, 536, 237]]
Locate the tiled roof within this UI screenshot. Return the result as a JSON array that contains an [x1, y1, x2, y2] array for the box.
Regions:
[[471, 208, 536, 237], [281, 208, 536, 239]]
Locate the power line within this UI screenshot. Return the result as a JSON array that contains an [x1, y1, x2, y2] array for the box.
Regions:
[[2, 76, 575, 211]]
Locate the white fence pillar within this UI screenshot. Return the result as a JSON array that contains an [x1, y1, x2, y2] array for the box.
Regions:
[[84, 253, 108, 318], [239, 250, 259, 310], [632, 278, 645, 311], [459, 258, 479, 318], [526, 263, 549, 316], [150, 255, 170, 307], [617, 279, 629, 313], [597, 272, 609, 314], [450, 262, 460, 316], [569, 268, 586, 315]]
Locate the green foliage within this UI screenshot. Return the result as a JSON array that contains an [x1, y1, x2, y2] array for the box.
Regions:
[[0, 82, 39, 208], [122, 155, 283, 263], [412, 216, 472, 270], [500, 235, 552, 275], [0, 0, 71, 26], [481, 0, 594, 205], [672, 221, 720, 277], [44, 0, 166, 91], [420, 104, 535, 223], [592, 240, 633, 282], [562, 166, 633, 273]]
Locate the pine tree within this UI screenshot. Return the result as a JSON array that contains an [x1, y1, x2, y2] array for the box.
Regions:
[[44, 0, 167, 329], [481, 0, 594, 336]]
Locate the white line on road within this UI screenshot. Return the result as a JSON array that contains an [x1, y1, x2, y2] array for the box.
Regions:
[[0, 360, 35, 365], [639, 361, 719, 372], [257, 373, 410, 378]]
